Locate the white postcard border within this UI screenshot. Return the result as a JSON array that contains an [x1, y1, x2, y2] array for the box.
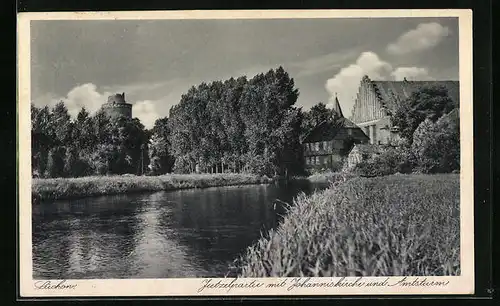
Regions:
[[18, 9, 474, 297]]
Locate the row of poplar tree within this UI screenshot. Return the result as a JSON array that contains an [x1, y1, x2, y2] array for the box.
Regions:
[[32, 67, 317, 178]]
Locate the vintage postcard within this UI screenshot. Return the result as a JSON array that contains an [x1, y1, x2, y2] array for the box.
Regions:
[[18, 9, 474, 297]]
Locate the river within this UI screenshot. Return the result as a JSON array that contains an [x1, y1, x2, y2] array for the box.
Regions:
[[32, 181, 328, 279]]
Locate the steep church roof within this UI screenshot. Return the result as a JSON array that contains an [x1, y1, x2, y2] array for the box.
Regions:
[[332, 94, 344, 118], [370, 79, 460, 113]]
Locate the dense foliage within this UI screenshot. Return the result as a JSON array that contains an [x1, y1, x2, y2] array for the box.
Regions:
[[31, 102, 149, 178], [300, 102, 338, 139], [32, 67, 308, 178], [352, 146, 413, 177], [32, 71, 460, 179], [411, 109, 460, 173], [391, 85, 456, 144], [166, 66, 304, 177]]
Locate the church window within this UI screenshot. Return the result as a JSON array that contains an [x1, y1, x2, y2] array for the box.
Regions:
[[315, 142, 320, 151]]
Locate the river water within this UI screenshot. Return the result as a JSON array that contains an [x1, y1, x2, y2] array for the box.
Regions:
[[32, 182, 328, 279]]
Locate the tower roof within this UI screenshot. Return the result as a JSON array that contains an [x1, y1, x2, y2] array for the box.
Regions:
[[107, 92, 127, 104], [332, 93, 344, 118]]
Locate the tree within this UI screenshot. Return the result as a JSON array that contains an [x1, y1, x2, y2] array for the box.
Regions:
[[391, 85, 456, 144], [301, 102, 336, 139], [168, 85, 210, 173], [239, 67, 301, 176], [90, 144, 117, 175], [92, 109, 112, 146], [73, 107, 96, 151], [31, 105, 54, 177], [46, 146, 67, 178], [109, 116, 148, 174], [63, 146, 80, 177], [148, 118, 175, 175], [411, 109, 460, 173], [221, 76, 248, 172], [51, 101, 73, 145]]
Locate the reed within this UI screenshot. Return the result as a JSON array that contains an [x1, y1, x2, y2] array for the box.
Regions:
[[236, 174, 460, 277]]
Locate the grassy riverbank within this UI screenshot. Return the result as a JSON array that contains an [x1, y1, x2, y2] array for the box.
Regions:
[[236, 174, 460, 277], [305, 171, 357, 184], [32, 173, 273, 203]]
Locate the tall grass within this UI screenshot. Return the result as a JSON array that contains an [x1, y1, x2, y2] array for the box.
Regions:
[[32, 173, 272, 203], [306, 171, 357, 184], [236, 174, 460, 277]]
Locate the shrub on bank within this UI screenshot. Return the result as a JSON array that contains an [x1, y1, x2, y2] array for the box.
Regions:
[[352, 146, 413, 177], [32, 173, 273, 203], [411, 110, 460, 174], [307, 171, 356, 184], [236, 174, 460, 277]]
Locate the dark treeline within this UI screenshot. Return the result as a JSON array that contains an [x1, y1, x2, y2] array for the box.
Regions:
[[31, 67, 460, 179], [31, 102, 149, 178], [32, 66, 318, 178], [151, 66, 305, 177]]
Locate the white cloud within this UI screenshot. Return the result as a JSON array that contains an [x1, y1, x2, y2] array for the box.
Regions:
[[391, 67, 434, 81], [33, 83, 110, 118], [132, 100, 159, 129], [64, 83, 111, 117], [387, 22, 450, 55], [324, 52, 392, 114], [33, 83, 164, 128], [324, 52, 433, 117]]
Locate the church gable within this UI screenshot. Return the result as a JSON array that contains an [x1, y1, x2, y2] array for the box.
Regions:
[[351, 76, 388, 124], [351, 75, 460, 125]]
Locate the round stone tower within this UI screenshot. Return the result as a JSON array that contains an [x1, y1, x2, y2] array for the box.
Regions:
[[101, 92, 132, 120]]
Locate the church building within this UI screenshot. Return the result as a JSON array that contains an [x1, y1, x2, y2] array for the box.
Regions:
[[350, 75, 459, 145]]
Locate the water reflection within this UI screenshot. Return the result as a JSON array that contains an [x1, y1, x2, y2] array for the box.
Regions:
[[33, 182, 327, 279]]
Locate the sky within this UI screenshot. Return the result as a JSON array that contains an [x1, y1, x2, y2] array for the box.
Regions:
[[30, 17, 459, 129]]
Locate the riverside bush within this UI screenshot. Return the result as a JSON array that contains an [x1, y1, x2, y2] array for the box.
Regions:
[[352, 146, 413, 177], [236, 174, 460, 277], [411, 110, 460, 174]]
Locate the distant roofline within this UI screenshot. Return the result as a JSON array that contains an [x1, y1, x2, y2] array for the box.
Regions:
[[102, 102, 132, 107], [301, 118, 366, 144], [362, 74, 459, 83], [371, 79, 459, 83]]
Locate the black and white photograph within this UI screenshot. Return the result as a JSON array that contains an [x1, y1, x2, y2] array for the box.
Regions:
[[18, 10, 474, 296]]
